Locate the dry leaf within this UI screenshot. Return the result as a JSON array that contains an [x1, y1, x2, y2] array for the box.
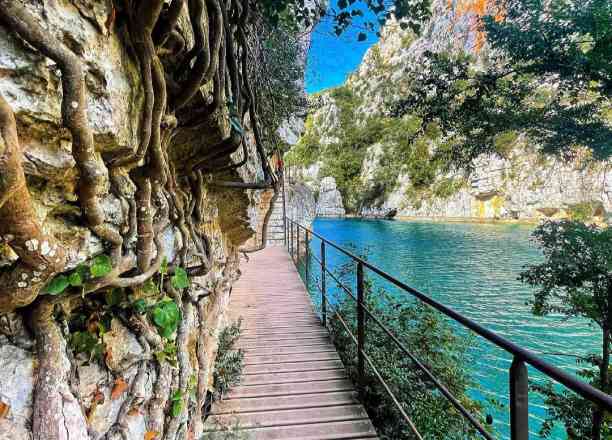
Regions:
[[86, 314, 100, 333], [105, 7, 116, 32], [144, 431, 158, 440], [92, 390, 105, 405], [0, 401, 9, 419], [104, 348, 113, 367], [86, 389, 106, 424], [111, 378, 128, 400]]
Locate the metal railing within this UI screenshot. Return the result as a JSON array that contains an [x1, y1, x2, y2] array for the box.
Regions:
[[285, 216, 612, 440]]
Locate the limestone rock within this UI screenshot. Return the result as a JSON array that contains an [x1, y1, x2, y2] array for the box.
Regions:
[[317, 177, 346, 217], [102, 319, 144, 372], [0, 344, 35, 432]]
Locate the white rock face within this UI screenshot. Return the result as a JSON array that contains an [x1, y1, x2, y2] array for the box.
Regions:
[[0, 343, 35, 439], [317, 177, 346, 217]]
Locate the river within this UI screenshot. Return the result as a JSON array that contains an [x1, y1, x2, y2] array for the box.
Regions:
[[301, 218, 600, 439]]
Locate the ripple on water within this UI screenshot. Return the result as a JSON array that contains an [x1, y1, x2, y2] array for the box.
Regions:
[[307, 218, 600, 440]]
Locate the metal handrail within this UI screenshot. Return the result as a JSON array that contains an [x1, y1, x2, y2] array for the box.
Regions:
[[285, 216, 612, 440]]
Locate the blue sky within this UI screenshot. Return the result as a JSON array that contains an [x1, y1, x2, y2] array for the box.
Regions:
[[305, 1, 381, 94]]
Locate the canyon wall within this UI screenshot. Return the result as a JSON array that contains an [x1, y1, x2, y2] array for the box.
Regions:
[[288, 0, 612, 224]]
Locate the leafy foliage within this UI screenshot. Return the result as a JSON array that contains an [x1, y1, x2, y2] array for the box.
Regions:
[[171, 267, 190, 290], [46, 256, 112, 295], [483, 0, 612, 97], [213, 320, 245, 399], [385, 0, 612, 166], [520, 221, 612, 324], [151, 299, 181, 339], [155, 341, 178, 367], [90, 255, 112, 278], [249, 19, 307, 155], [520, 220, 612, 437], [326, 259, 486, 439], [260, 0, 431, 36], [170, 390, 183, 418]]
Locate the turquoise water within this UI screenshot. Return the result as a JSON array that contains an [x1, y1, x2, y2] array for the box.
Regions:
[[301, 218, 600, 439]]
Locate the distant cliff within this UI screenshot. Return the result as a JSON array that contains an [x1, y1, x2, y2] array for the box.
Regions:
[[287, 0, 612, 223]]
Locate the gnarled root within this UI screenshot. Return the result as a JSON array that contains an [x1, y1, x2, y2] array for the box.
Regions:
[[0, 2, 116, 245], [0, 93, 66, 313], [31, 298, 89, 440]]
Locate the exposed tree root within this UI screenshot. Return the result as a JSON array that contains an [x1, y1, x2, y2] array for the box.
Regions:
[[0, 93, 66, 313], [31, 297, 89, 440], [0, 1, 118, 246]]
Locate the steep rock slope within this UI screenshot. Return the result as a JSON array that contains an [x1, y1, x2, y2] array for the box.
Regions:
[[289, 0, 612, 223]]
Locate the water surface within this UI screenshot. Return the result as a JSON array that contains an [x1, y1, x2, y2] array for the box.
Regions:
[[302, 218, 599, 439]]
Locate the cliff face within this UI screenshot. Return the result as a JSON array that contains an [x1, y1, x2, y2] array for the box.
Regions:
[[289, 0, 612, 223], [0, 2, 268, 439]]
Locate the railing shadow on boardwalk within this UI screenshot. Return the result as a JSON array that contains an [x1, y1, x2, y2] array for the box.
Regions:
[[286, 217, 612, 440]]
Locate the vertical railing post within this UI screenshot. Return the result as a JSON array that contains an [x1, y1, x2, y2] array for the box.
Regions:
[[357, 262, 365, 383], [321, 240, 326, 327], [510, 357, 529, 440], [295, 223, 300, 273], [305, 230, 309, 286], [290, 221, 294, 259]]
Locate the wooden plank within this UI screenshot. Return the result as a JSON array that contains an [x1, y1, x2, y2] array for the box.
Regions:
[[240, 368, 347, 385], [209, 246, 378, 439], [205, 404, 369, 430], [227, 379, 355, 399], [211, 391, 361, 415], [243, 359, 346, 375], [243, 351, 341, 365], [205, 420, 378, 439]]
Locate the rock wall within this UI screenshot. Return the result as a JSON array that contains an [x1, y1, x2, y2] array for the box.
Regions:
[[317, 177, 346, 217], [0, 1, 270, 439], [289, 0, 612, 224]]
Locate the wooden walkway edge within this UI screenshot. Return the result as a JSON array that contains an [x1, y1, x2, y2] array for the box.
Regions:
[[204, 246, 378, 439]]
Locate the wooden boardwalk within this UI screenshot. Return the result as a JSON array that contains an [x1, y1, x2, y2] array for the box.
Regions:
[[205, 246, 378, 439]]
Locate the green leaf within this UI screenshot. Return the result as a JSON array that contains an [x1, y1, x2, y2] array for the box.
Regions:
[[155, 341, 178, 366], [71, 331, 99, 354], [171, 390, 182, 401], [133, 299, 148, 314], [160, 256, 168, 275], [90, 255, 112, 278], [143, 279, 159, 295], [171, 400, 182, 417], [46, 275, 70, 295], [152, 300, 181, 338], [171, 267, 190, 290], [104, 288, 124, 306], [68, 271, 83, 287]]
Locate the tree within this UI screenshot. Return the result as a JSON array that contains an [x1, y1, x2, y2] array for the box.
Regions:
[[519, 220, 612, 439], [388, 0, 612, 168]]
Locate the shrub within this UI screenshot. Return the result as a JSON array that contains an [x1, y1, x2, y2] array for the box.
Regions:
[[213, 320, 244, 399], [327, 276, 487, 439]]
